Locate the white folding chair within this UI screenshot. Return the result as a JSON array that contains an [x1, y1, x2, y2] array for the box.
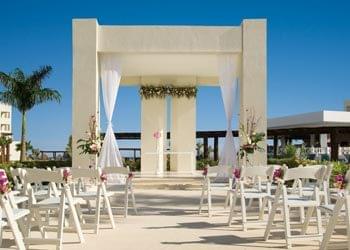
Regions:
[[22, 168, 84, 250], [305, 170, 350, 250], [0, 169, 29, 250], [8, 167, 28, 206], [10, 167, 24, 193], [264, 166, 325, 249], [103, 166, 137, 217], [199, 165, 233, 217], [289, 164, 332, 205], [227, 165, 274, 231], [70, 167, 115, 234]]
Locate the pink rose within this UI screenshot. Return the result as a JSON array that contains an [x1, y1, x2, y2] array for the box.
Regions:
[[153, 131, 161, 139], [233, 168, 241, 179]]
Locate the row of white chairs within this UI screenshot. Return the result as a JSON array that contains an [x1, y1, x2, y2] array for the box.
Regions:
[[199, 164, 350, 249], [0, 166, 137, 250]]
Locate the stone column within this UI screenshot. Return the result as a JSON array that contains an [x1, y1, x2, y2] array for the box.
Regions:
[[72, 19, 99, 168], [171, 97, 196, 174], [320, 133, 328, 155], [140, 77, 167, 175], [170, 77, 196, 174], [240, 19, 267, 165]]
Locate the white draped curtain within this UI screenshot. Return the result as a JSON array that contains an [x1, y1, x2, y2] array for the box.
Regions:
[[98, 55, 123, 170], [218, 55, 238, 168]]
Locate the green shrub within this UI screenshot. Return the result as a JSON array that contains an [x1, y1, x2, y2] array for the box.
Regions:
[[124, 159, 140, 172], [282, 144, 297, 158], [196, 158, 219, 170], [329, 161, 349, 187], [268, 157, 320, 168]]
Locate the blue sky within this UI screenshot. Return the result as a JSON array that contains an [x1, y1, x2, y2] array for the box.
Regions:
[[0, 0, 349, 150]]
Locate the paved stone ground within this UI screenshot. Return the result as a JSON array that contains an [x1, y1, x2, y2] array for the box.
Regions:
[[1, 189, 348, 249]]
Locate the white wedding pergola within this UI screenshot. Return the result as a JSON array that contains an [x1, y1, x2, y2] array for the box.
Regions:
[[72, 18, 267, 175]]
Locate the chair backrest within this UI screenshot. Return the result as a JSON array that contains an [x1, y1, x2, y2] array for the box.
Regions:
[[266, 164, 284, 180], [324, 164, 333, 182], [70, 168, 101, 179], [206, 165, 233, 176], [22, 168, 64, 184], [345, 170, 350, 183], [10, 167, 24, 189], [103, 166, 129, 175], [241, 165, 271, 178], [283, 166, 325, 182]]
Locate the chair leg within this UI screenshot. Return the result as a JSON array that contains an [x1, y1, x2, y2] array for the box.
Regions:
[[1, 199, 26, 250], [258, 198, 262, 212], [124, 185, 129, 218], [301, 207, 314, 235], [259, 197, 268, 220], [103, 192, 115, 229], [207, 186, 212, 217], [264, 201, 278, 240], [0, 223, 3, 248], [95, 186, 102, 234], [320, 198, 344, 250], [315, 206, 323, 241], [241, 195, 247, 232], [224, 191, 230, 209], [227, 193, 237, 226], [299, 206, 305, 223], [56, 193, 66, 250], [345, 196, 350, 250], [282, 203, 292, 249], [130, 185, 137, 215], [65, 189, 85, 243], [199, 184, 206, 214], [34, 208, 46, 238], [247, 198, 253, 209]]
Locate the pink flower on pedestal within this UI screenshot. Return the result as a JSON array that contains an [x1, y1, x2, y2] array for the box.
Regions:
[[153, 131, 161, 139]]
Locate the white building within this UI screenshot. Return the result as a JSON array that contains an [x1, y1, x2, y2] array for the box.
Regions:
[[0, 102, 20, 161], [0, 103, 11, 134]]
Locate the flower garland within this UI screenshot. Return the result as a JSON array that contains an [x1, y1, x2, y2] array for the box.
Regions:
[[139, 85, 197, 99]]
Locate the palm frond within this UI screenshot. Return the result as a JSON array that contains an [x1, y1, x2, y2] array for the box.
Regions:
[[35, 88, 61, 104], [0, 91, 18, 107], [12, 68, 26, 82], [28, 65, 52, 87], [0, 72, 14, 89]]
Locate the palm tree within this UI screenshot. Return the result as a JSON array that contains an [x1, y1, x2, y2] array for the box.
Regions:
[[0, 135, 12, 163], [0, 66, 61, 161]]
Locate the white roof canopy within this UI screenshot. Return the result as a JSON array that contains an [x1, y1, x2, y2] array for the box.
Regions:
[[268, 111, 350, 129]]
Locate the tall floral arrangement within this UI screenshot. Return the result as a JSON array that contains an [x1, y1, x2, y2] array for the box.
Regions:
[[239, 109, 265, 164], [77, 115, 101, 155]]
